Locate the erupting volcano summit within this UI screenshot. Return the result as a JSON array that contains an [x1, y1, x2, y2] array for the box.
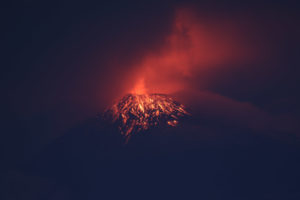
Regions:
[[104, 93, 189, 143]]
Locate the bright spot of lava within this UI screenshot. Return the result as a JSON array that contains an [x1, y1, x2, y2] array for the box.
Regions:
[[104, 93, 189, 143]]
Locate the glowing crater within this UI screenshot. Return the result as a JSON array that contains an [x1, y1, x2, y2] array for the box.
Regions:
[[104, 93, 189, 143]]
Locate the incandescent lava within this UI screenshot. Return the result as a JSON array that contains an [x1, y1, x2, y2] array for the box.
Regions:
[[104, 93, 189, 143]]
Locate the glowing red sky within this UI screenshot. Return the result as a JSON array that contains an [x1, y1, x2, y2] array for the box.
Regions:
[[127, 8, 266, 95]]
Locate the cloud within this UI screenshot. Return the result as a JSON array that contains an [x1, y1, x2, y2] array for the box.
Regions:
[[175, 89, 299, 136], [125, 7, 273, 95]]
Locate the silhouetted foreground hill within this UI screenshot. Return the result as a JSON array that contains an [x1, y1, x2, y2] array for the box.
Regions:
[[28, 117, 300, 200]]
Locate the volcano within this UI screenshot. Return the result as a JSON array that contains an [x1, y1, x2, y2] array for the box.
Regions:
[[104, 93, 189, 143]]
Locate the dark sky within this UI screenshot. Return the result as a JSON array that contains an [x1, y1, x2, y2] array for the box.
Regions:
[[1, 1, 300, 199]]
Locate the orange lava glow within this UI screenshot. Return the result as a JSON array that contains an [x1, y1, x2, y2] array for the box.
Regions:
[[104, 94, 189, 143], [131, 78, 146, 95]]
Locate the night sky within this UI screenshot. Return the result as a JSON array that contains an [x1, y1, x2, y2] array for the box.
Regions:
[[2, 1, 300, 199]]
